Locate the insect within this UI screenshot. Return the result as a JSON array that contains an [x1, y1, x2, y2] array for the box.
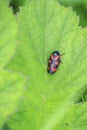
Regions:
[[47, 51, 61, 74]]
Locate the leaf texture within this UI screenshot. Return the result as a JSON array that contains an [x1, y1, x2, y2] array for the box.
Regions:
[[7, 0, 87, 130]]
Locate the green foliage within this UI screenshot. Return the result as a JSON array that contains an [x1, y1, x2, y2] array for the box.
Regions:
[[9, 0, 31, 13], [9, 0, 87, 27], [73, 5, 87, 27], [83, 0, 87, 10], [0, 1, 24, 128], [0, 1, 16, 68], [57, 0, 83, 6], [0, 69, 24, 128], [57, 0, 87, 27], [6, 0, 87, 130]]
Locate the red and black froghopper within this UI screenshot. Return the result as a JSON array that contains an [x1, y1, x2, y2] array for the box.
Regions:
[[47, 51, 61, 74]]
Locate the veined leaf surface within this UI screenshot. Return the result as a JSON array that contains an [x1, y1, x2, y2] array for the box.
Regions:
[[7, 0, 87, 130], [0, 69, 24, 128], [0, 1, 17, 68], [0, 1, 24, 128]]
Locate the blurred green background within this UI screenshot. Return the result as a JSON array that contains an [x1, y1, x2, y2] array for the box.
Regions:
[[9, 0, 87, 27], [2, 0, 87, 130], [57, 0, 87, 27]]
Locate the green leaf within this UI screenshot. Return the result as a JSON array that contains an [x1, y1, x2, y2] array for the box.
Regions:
[[0, 1, 17, 68], [72, 5, 87, 27], [83, 0, 87, 10], [0, 1, 24, 128], [57, 0, 87, 27], [53, 103, 87, 130], [9, 0, 31, 13], [7, 0, 87, 130], [0, 69, 24, 128], [57, 0, 83, 6]]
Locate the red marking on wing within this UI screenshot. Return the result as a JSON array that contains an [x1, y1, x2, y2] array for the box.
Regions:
[[55, 61, 59, 65], [52, 67, 57, 72], [54, 55, 60, 60]]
